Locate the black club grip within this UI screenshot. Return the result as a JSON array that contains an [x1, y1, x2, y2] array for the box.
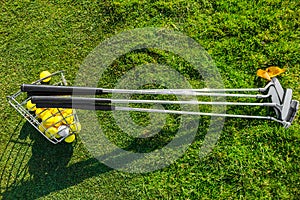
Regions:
[[21, 84, 106, 96]]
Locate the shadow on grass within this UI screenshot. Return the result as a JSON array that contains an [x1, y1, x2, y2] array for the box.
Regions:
[[1, 122, 112, 200], [0, 120, 32, 195]]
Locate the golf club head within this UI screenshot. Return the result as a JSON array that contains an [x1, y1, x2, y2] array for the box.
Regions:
[[268, 86, 298, 128], [260, 78, 284, 101], [268, 86, 282, 118], [280, 89, 293, 121], [271, 78, 285, 103], [260, 80, 276, 93], [283, 100, 299, 128], [272, 88, 298, 129]]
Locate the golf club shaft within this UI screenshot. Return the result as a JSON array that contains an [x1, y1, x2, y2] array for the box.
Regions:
[[34, 101, 280, 123], [31, 96, 277, 107], [22, 84, 269, 98], [116, 106, 277, 121]]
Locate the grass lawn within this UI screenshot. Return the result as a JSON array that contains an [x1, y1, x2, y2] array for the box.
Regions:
[[1, 0, 299, 199]]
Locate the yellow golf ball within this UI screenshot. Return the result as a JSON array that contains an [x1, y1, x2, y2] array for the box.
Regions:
[[61, 109, 73, 118], [53, 115, 63, 127], [42, 113, 54, 127], [26, 100, 36, 111], [35, 108, 46, 119], [64, 134, 75, 143], [38, 124, 46, 133], [40, 71, 51, 82], [61, 112, 70, 120], [44, 132, 51, 138], [62, 109, 73, 115], [70, 122, 81, 133], [45, 127, 59, 139], [63, 115, 74, 125], [50, 108, 64, 115]]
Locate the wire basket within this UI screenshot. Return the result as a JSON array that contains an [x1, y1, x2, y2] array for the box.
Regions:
[[7, 71, 81, 144]]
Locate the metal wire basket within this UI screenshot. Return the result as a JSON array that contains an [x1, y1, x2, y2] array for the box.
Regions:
[[7, 71, 80, 144]]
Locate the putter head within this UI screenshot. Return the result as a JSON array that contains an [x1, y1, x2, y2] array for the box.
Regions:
[[260, 78, 284, 103], [264, 78, 285, 107], [268, 86, 282, 118], [269, 86, 298, 128], [280, 89, 293, 121], [283, 100, 299, 128], [271, 78, 285, 103]]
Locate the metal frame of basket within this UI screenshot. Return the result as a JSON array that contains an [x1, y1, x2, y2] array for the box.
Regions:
[[7, 71, 80, 144]]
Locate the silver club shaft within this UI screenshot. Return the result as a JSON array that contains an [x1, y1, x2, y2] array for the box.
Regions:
[[115, 106, 282, 123]]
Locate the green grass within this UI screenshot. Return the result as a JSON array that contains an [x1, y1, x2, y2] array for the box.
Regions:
[[1, 0, 299, 199]]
